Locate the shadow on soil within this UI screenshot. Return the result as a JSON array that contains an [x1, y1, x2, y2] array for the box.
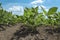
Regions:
[[10, 25, 39, 40], [0, 24, 60, 40], [0, 24, 11, 31], [10, 25, 60, 40]]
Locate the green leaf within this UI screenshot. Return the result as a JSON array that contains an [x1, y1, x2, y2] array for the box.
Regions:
[[34, 7, 38, 13], [41, 6, 47, 15], [48, 7, 58, 15]]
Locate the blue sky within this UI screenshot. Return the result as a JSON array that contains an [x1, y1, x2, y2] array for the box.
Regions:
[[0, 0, 60, 15]]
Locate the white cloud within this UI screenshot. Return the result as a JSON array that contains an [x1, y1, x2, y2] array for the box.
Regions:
[[8, 6, 23, 12], [39, 5, 46, 9], [32, 5, 38, 8], [31, 0, 45, 4], [39, 5, 48, 11], [31, 5, 48, 12], [7, 6, 24, 15], [38, 5, 48, 13]]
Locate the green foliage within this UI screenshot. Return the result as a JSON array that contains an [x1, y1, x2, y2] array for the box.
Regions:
[[48, 7, 58, 15], [41, 6, 59, 26], [0, 7, 20, 25], [0, 3, 60, 31], [23, 7, 39, 25], [40, 6, 47, 15]]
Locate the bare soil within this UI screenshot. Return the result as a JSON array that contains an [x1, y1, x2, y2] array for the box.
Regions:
[[0, 24, 60, 40]]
